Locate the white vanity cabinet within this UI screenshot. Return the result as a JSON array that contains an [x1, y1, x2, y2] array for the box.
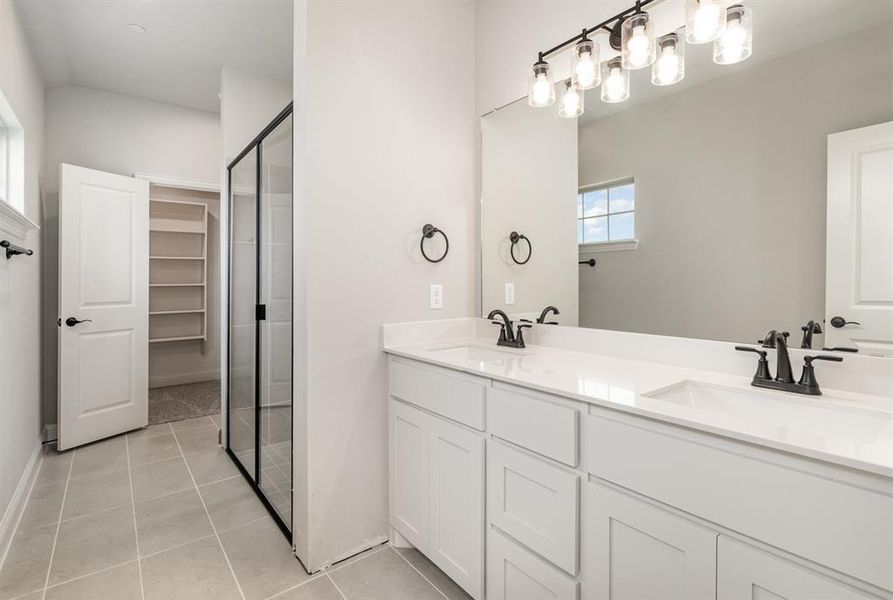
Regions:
[[386, 353, 892, 600], [587, 482, 717, 600], [388, 360, 486, 600], [717, 537, 879, 600]]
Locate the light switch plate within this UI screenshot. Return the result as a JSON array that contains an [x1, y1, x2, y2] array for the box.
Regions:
[[505, 283, 515, 305], [430, 284, 443, 309]]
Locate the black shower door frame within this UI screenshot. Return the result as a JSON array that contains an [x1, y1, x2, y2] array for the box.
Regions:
[[225, 101, 294, 543]]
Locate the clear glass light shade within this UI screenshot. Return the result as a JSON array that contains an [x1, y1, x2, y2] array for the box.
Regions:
[[571, 39, 601, 90], [601, 58, 629, 104], [622, 13, 655, 70], [558, 80, 584, 118], [652, 32, 685, 86], [714, 5, 753, 65], [528, 60, 555, 107], [685, 0, 726, 44]]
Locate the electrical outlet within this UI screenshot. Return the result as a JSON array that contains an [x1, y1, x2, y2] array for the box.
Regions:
[[430, 284, 443, 309], [505, 283, 515, 305]]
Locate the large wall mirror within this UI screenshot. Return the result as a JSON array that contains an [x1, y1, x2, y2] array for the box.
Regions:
[[481, 0, 893, 356]]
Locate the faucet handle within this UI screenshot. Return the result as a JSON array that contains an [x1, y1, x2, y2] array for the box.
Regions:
[[803, 354, 843, 365], [735, 346, 772, 382], [490, 320, 507, 341], [798, 354, 843, 394]]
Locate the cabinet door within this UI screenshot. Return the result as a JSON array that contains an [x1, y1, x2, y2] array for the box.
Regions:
[[489, 441, 580, 575], [587, 482, 717, 600], [429, 417, 485, 599], [389, 398, 430, 552], [488, 527, 580, 600], [717, 537, 879, 600]]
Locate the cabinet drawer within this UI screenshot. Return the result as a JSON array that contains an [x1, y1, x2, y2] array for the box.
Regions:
[[389, 358, 486, 430], [487, 527, 579, 600], [488, 440, 579, 575], [588, 413, 893, 592], [489, 386, 579, 466]]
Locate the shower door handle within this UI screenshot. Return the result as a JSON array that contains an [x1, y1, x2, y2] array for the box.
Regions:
[[256, 304, 266, 321]]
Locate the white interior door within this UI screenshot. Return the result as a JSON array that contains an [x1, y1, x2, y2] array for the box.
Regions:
[[58, 163, 149, 450], [826, 121, 893, 356]]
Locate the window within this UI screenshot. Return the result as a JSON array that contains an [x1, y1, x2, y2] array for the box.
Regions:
[[577, 180, 635, 245], [0, 87, 24, 216]]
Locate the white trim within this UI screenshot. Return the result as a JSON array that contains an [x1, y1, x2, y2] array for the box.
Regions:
[[148, 369, 221, 389], [0, 436, 44, 571], [44, 424, 57, 442], [579, 239, 639, 254], [134, 172, 220, 193], [0, 198, 39, 244]]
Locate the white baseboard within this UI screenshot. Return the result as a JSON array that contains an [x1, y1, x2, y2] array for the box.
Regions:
[[44, 424, 57, 442], [149, 370, 221, 389], [0, 437, 44, 571]]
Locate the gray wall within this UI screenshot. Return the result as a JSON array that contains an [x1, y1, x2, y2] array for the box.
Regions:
[[578, 22, 893, 343]]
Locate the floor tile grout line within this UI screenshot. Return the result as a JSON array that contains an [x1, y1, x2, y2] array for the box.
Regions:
[[391, 546, 451, 600], [124, 435, 147, 600], [259, 571, 328, 600], [41, 558, 138, 594], [170, 425, 247, 600], [137, 533, 215, 561], [39, 446, 76, 600], [326, 573, 349, 600]]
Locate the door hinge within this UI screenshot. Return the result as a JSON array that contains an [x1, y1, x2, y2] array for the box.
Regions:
[[256, 304, 266, 321]]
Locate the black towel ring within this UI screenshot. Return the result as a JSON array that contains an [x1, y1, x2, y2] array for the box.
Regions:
[[420, 224, 449, 263], [509, 231, 532, 265]]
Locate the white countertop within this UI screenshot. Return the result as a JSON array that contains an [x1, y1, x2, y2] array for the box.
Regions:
[[384, 338, 893, 478]]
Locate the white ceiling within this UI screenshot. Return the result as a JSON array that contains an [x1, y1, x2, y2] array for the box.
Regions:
[[14, 0, 293, 113]]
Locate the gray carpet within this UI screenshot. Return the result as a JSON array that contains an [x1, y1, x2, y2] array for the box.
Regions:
[[149, 380, 221, 425]]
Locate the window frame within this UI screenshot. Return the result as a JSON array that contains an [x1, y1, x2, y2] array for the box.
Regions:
[[577, 178, 639, 253]]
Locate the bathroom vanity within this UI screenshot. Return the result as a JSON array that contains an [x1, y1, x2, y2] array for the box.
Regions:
[[383, 319, 893, 600]]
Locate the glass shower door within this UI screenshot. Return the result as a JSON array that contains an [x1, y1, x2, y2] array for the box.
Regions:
[[258, 114, 293, 528], [226, 103, 294, 539], [228, 149, 258, 476]]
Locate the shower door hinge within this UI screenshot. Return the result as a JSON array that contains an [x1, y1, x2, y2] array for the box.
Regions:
[[256, 304, 266, 321]]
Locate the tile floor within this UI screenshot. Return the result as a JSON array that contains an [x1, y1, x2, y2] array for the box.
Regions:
[[0, 415, 470, 600]]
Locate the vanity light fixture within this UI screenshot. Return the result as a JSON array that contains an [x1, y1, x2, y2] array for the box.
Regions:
[[571, 33, 601, 90], [528, 54, 556, 107], [621, 11, 656, 70], [685, 0, 725, 44], [652, 32, 685, 86], [527, 0, 753, 118], [714, 4, 753, 65], [558, 80, 584, 118], [601, 58, 630, 103]]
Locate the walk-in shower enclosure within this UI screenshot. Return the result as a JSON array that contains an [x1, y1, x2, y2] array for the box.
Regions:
[[226, 103, 294, 539]]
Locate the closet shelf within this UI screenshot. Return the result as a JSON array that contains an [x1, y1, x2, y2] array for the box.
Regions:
[[149, 228, 205, 234], [150, 309, 205, 316], [150, 283, 205, 287], [149, 335, 206, 344], [150, 256, 205, 260]]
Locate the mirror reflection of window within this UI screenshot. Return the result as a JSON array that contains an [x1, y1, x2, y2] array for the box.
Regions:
[[577, 180, 635, 245], [0, 115, 8, 205]]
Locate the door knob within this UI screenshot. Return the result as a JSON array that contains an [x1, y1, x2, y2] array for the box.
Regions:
[[829, 316, 860, 329], [65, 317, 92, 327]]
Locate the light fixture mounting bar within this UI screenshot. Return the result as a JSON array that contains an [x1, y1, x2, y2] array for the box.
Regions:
[[539, 0, 661, 60]]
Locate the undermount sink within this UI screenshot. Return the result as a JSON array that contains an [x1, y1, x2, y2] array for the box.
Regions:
[[643, 380, 893, 443], [428, 344, 521, 364]]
